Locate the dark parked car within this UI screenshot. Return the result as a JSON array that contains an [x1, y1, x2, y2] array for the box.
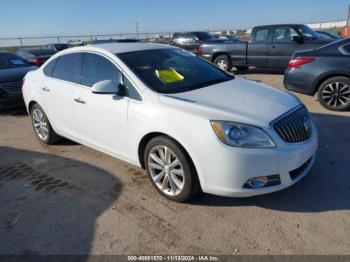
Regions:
[[91, 39, 140, 45], [171, 31, 224, 53], [316, 30, 343, 40], [43, 43, 70, 52], [0, 51, 37, 109], [284, 38, 350, 111], [16, 48, 56, 66], [199, 24, 333, 71]]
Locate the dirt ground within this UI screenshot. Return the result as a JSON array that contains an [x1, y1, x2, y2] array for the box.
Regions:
[[0, 69, 349, 256]]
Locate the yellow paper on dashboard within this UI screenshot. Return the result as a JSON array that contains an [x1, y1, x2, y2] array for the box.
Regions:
[[156, 69, 184, 84]]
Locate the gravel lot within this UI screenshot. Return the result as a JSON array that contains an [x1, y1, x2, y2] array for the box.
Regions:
[[0, 70, 349, 255]]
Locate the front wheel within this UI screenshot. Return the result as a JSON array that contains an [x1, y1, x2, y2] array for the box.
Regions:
[[317, 77, 350, 111], [30, 104, 61, 144], [213, 55, 232, 72], [144, 136, 200, 202]]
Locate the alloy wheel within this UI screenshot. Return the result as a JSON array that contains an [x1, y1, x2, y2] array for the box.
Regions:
[[147, 145, 185, 196], [32, 108, 49, 141], [216, 60, 228, 70], [321, 81, 350, 108]]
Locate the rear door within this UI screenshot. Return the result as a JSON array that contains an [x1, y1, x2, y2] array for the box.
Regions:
[[41, 53, 83, 138], [247, 27, 271, 67], [268, 26, 301, 68]]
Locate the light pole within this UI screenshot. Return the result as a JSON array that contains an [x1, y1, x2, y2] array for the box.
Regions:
[[136, 22, 140, 39]]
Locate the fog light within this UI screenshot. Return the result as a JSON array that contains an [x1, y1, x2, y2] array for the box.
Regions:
[[247, 176, 269, 188]]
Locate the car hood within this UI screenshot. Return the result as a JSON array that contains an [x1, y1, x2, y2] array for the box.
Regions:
[[0, 66, 37, 83], [158, 77, 301, 127]]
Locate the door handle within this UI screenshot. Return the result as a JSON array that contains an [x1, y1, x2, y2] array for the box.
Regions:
[[271, 45, 276, 49], [74, 98, 86, 104], [42, 87, 50, 92]]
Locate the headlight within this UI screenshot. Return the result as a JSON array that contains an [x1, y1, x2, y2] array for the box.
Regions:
[[211, 121, 275, 148]]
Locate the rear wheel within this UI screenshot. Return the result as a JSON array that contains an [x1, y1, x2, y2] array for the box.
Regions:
[[144, 136, 200, 202], [213, 55, 232, 72], [30, 104, 61, 144], [317, 77, 350, 111]]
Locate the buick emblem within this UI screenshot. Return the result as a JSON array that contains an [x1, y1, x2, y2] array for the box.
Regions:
[[303, 117, 311, 132]]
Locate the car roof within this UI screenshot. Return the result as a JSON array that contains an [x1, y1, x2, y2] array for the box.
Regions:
[[254, 24, 304, 28], [88, 42, 174, 54]]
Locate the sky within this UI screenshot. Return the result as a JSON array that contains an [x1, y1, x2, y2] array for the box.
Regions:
[[0, 0, 348, 38]]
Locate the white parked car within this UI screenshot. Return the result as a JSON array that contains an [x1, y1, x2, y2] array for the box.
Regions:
[[22, 43, 318, 202]]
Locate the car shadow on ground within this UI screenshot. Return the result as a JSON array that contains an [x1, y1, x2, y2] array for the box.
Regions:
[[0, 147, 121, 255], [191, 112, 350, 213], [233, 68, 285, 75]]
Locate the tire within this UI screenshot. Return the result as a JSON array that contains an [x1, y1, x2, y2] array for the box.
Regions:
[[317, 77, 350, 111], [30, 103, 61, 144], [235, 66, 249, 71], [144, 136, 200, 202], [213, 55, 232, 72]]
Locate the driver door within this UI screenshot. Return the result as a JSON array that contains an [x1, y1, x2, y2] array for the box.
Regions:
[[268, 26, 301, 68], [73, 52, 130, 158]]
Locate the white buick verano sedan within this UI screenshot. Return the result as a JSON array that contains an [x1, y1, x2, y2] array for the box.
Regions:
[[23, 43, 318, 202]]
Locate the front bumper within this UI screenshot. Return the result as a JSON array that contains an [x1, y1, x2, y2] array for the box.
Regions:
[[191, 122, 318, 198]]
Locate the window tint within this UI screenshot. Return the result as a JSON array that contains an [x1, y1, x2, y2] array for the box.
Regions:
[[254, 29, 270, 42], [43, 59, 57, 76], [123, 76, 142, 101], [81, 53, 121, 87], [52, 53, 83, 83], [273, 27, 299, 42], [0, 53, 30, 69]]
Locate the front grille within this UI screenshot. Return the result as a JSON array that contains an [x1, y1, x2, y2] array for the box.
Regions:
[[290, 157, 312, 180], [0, 82, 22, 94], [273, 106, 312, 143]]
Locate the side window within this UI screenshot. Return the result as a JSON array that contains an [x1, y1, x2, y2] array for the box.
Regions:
[[52, 53, 83, 84], [43, 58, 57, 77], [254, 29, 270, 43], [273, 27, 299, 43], [123, 76, 142, 101], [81, 53, 121, 87]]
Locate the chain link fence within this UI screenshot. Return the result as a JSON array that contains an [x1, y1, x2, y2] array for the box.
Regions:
[[0, 32, 174, 50]]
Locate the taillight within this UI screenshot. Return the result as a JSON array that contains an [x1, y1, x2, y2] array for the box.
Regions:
[[288, 57, 315, 69], [29, 58, 43, 66], [198, 45, 204, 56]]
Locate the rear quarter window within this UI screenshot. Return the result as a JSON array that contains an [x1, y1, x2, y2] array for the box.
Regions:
[[43, 59, 57, 77]]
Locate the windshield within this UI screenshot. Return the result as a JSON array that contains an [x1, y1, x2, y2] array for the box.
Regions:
[[297, 25, 319, 40], [195, 32, 214, 40], [55, 44, 69, 51], [117, 49, 233, 94], [0, 52, 30, 69], [28, 49, 56, 56]]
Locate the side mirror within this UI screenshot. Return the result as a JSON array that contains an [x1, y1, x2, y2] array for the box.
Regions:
[[293, 35, 304, 44], [91, 80, 123, 95]]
